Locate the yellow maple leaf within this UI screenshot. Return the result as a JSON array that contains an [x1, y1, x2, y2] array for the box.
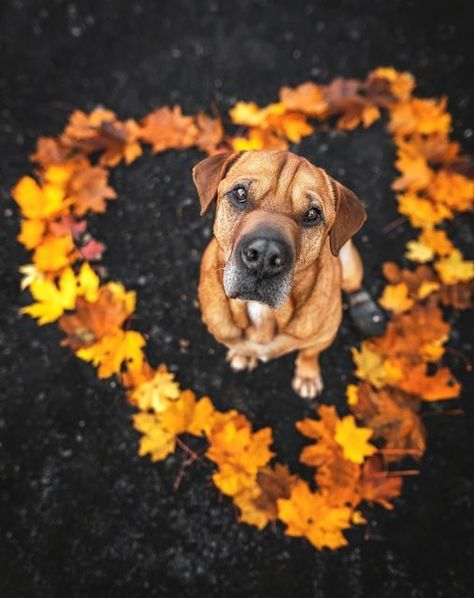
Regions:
[[231, 128, 288, 151], [428, 170, 474, 212], [21, 267, 77, 324], [268, 111, 314, 143], [12, 176, 68, 220], [352, 343, 402, 388], [434, 250, 474, 285], [405, 240, 434, 263], [277, 480, 353, 550], [160, 389, 197, 436], [397, 192, 452, 228], [229, 101, 286, 127], [186, 396, 216, 437], [207, 416, 274, 496], [379, 282, 415, 313], [76, 330, 145, 378], [17, 219, 46, 249], [129, 365, 181, 412], [33, 234, 76, 272], [133, 412, 176, 461], [334, 415, 377, 464]]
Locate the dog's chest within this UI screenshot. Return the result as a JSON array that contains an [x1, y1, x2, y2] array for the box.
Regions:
[[247, 301, 268, 325]]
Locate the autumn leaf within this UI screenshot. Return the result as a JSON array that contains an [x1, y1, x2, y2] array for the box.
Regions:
[[279, 82, 328, 117], [76, 329, 145, 379], [60, 280, 134, 350], [428, 169, 474, 212], [234, 464, 298, 529], [392, 147, 433, 192], [405, 240, 435, 263], [397, 364, 461, 401], [129, 365, 181, 412], [406, 229, 454, 263], [13, 176, 68, 220], [69, 164, 117, 216], [186, 396, 217, 437], [30, 137, 72, 168], [368, 67, 415, 102], [379, 282, 415, 314], [229, 101, 286, 127], [435, 249, 474, 285], [33, 234, 77, 272], [195, 112, 224, 155], [140, 106, 198, 153], [207, 415, 274, 496], [133, 411, 177, 461], [231, 128, 288, 151], [358, 456, 403, 509], [277, 480, 353, 550], [334, 415, 377, 464], [352, 343, 402, 388], [21, 267, 77, 324], [160, 389, 197, 436], [397, 192, 452, 228], [17, 219, 46, 250], [61, 108, 143, 166], [389, 98, 451, 137], [351, 383, 425, 461]]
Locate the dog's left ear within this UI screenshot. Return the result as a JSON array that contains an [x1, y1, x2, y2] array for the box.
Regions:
[[329, 179, 367, 256], [192, 152, 242, 216]]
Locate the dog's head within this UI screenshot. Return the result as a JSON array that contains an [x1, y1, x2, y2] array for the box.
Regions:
[[193, 150, 366, 308]]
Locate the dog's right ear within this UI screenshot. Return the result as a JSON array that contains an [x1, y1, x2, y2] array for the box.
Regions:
[[192, 152, 242, 215]]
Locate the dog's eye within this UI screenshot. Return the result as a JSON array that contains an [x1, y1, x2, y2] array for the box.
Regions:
[[302, 207, 322, 226], [232, 186, 247, 202]]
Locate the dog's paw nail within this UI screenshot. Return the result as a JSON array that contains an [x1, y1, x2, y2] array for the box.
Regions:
[[292, 373, 324, 400]]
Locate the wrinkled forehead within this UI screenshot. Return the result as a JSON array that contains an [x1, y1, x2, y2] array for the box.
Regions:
[[220, 150, 335, 213]]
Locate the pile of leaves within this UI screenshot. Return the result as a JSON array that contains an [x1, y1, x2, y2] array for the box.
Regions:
[[13, 67, 473, 551]]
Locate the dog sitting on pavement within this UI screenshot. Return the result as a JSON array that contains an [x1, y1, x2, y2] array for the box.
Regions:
[[193, 150, 384, 399]]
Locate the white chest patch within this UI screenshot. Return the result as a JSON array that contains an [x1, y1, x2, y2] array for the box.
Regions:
[[247, 301, 267, 325]]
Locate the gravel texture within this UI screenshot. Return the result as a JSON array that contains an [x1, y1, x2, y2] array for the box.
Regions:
[[0, 1, 473, 596]]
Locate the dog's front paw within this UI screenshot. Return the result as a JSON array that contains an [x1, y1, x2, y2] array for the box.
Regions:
[[292, 371, 324, 400], [226, 349, 258, 372]]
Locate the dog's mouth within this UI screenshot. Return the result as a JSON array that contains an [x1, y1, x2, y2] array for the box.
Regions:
[[222, 262, 293, 308]]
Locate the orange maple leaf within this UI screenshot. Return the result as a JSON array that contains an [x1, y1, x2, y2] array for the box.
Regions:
[[140, 106, 199, 153]]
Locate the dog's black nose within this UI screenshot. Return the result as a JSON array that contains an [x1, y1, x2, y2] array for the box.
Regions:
[[241, 237, 288, 278]]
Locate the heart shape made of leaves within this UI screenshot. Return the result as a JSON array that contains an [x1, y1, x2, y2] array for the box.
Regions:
[[13, 68, 473, 551]]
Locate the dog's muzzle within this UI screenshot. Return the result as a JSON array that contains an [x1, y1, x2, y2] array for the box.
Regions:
[[223, 227, 294, 308]]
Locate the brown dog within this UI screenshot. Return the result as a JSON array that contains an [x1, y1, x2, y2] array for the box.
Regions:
[[193, 150, 372, 399]]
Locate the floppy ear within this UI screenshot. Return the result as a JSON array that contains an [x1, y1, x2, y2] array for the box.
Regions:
[[329, 179, 367, 256], [192, 152, 242, 215]]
